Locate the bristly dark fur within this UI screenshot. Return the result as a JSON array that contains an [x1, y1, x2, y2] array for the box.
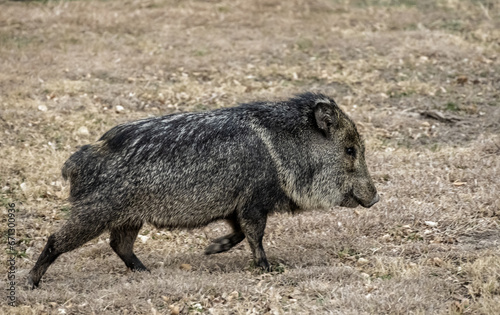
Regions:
[[29, 92, 378, 288]]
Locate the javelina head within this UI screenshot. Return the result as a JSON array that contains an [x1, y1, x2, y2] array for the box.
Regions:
[[312, 98, 379, 208]]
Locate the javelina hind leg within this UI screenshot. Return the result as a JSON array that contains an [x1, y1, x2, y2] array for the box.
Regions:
[[205, 216, 245, 255], [28, 220, 106, 289], [240, 214, 270, 271], [110, 224, 148, 272]]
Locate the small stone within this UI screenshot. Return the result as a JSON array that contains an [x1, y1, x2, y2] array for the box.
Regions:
[[138, 235, 149, 243], [115, 105, 125, 113], [425, 221, 438, 227], [38, 105, 48, 112], [77, 126, 90, 136]]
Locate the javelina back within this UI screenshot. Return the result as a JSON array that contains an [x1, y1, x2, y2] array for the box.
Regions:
[[28, 92, 379, 288]]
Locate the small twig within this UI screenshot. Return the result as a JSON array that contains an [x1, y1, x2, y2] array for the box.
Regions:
[[478, 2, 491, 20], [62, 294, 79, 306], [420, 110, 461, 123]]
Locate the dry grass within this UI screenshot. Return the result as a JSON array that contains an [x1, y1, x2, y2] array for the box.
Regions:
[[1, 0, 499, 314]]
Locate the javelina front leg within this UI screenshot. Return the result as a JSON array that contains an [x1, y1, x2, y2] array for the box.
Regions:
[[205, 216, 245, 255], [110, 224, 148, 272], [240, 215, 270, 271], [28, 220, 106, 289]]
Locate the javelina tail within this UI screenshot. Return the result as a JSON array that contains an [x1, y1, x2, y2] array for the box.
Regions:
[[61, 145, 90, 181], [62, 144, 101, 201]]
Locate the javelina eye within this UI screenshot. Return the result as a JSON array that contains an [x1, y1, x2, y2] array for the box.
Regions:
[[346, 147, 356, 157]]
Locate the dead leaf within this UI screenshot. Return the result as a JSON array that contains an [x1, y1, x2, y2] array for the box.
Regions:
[[180, 263, 192, 271], [366, 285, 377, 293], [227, 291, 239, 302], [430, 257, 444, 266], [169, 305, 180, 315], [456, 76, 468, 84]]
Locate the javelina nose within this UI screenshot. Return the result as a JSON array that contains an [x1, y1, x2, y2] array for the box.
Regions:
[[365, 193, 380, 208]]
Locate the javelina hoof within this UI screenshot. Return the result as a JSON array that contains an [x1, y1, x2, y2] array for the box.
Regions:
[[205, 241, 231, 255], [122, 255, 149, 272], [205, 232, 245, 255], [261, 263, 271, 272], [204, 238, 237, 255], [27, 277, 38, 290], [130, 265, 150, 272], [255, 259, 271, 272]]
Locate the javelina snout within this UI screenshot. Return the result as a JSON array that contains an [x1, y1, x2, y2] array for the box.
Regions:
[[28, 92, 378, 288], [342, 157, 379, 208]]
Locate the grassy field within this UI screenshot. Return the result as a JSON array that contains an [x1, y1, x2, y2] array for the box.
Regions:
[[1, 0, 499, 313]]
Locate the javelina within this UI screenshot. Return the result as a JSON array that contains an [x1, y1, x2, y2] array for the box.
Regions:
[[28, 92, 379, 288]]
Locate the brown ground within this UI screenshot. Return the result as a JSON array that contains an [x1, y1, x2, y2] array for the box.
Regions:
[[1, 0, 499, 314]]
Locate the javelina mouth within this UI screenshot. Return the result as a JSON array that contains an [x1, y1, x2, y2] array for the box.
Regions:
[[340, 193, 360, 208], [341, 190, 379, 208], [365, 193, 380, 207], [354, 193, 380, 208]]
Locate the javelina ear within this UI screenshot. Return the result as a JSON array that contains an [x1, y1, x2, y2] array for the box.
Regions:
[[314, 100, 336, 136]]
